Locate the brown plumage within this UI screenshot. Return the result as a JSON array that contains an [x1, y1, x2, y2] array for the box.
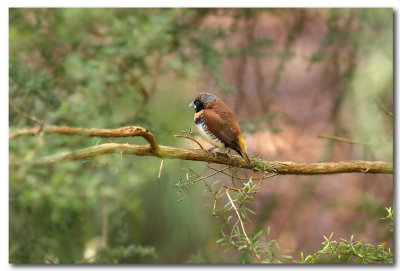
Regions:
[[189, 92, 251, 164]]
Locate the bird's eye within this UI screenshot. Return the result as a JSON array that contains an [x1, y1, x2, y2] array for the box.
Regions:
[[189, 101, 196, 109]]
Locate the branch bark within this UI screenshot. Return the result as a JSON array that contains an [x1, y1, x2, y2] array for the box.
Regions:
[[11, 125, 393, 174], [10, 125, 159, 151]]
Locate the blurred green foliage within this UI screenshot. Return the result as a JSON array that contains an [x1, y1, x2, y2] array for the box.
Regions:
[[296, 208, 393, 264], [10, 7, 282, 264], [9, 8, 227, 263]]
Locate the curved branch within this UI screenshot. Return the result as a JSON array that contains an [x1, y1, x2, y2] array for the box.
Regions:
[[10, 125, 393, 174], [29, 143, 392, 174], [10, 125, 159, 152]]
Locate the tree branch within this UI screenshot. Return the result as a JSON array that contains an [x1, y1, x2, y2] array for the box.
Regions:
[[318, 135, 392, 146], [10, 125, 392, 174], [32, 144, 392, 174], [10, 125, 159, 152]]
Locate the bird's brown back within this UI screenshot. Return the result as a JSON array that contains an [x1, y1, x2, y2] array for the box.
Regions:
[[202, 99, 245, 151]]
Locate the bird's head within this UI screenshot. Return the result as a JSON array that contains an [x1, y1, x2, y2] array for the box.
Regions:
[[189, 92, 219, 113]]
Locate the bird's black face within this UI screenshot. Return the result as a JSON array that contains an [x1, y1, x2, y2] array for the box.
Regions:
[[189, 99, 205, 113], [189, 92, 218, 112]]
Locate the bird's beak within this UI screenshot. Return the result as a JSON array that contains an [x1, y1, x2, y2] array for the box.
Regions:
[[189, 101, 196, 109]]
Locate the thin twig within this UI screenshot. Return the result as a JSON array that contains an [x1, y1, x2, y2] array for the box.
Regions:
[[176, 166, 231, 203], [223, 185, 240, 191], [375, 99, 393, 118], [175, 164, 210, 203], [226, 189, 262, 263], [158, 159, 164, 178], [318, 135, 392, 146], [188, 166, 231, 185], [207, 165, 277, 181], [9, 98, 44, 125], [174, 134, 205, 150], [175, 186, 189, 203], [101, 197, 108, 248]]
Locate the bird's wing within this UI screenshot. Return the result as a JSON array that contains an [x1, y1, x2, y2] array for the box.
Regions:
[[202, 108, 240, 151]]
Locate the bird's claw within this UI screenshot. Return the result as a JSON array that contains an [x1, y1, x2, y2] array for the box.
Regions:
[[206, 146, 218, 159], [222, 150, 231, 159], [210, 150, 217, 159]]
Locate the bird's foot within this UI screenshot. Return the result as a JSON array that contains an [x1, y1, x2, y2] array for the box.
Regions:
[[221, 150, 231, 159], [206, 146, 218, 159]]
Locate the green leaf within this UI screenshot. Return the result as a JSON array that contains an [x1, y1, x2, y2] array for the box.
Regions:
[[252, 230, 264, 241]]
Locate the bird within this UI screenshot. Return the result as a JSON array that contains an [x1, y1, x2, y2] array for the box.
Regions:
[[189, 92, 251, 164]]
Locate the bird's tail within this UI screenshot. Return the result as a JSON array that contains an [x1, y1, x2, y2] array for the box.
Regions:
[[236, 135, 252, 164], [239, 150, 252, 164]]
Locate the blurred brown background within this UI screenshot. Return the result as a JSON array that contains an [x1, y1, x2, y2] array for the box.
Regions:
[[187, 8, 393, 258]]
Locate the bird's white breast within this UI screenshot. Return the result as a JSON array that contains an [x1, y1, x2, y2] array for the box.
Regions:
[[196, 123, 225, 148]]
